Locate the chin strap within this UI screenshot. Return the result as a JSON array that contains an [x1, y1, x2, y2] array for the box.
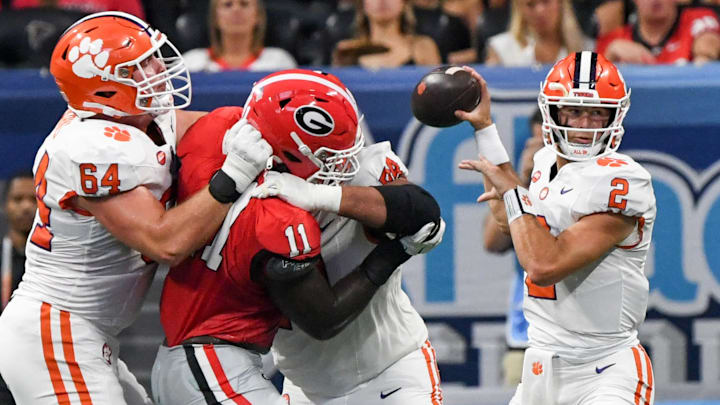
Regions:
[[290, 131, 324, 169]]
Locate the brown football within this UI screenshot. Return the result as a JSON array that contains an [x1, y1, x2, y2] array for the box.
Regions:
[[411, 66, 482, 127]]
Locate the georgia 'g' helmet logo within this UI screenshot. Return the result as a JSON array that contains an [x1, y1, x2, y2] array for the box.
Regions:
[[294, 105, 334, 137]]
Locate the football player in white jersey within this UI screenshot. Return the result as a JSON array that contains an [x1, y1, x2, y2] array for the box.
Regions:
[[251, 77, 446, 404], [459, 52, 657, 405], [0, 12, 271, 405]]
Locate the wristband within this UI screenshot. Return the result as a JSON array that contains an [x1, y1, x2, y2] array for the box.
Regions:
[[314, 184, 343, 213], [209, 170, 241, 203], [474, 124, 510, 165], [503, 186, 535, 224]]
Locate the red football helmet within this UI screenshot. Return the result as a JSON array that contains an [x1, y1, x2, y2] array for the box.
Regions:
[[538, 51, 630, 161], [50, 12, 191, 118], [243, 69, 363, 185]]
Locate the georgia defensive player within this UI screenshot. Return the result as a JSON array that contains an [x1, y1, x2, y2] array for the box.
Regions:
[[459, 52, 656, 405], [152, 70, 444, 405], [0, 12, 271, 405], [252, 81, 446, 404]]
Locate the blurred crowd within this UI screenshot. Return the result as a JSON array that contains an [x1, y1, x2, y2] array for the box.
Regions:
[[0, 0, 718, 69]]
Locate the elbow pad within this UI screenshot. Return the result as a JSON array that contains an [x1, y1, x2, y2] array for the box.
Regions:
[[373, 184, 441, 235]]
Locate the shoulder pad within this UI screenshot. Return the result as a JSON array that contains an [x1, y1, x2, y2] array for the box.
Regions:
[[52, 119, 171, 197], [571, 155, 655, 218], [350, 142, 408, 186], [254, 199, 322, 259], [57, 119, 147, 166], [178, 106, 244, 160], [534, 146, 556, 166], [264, 254, 319, 282]]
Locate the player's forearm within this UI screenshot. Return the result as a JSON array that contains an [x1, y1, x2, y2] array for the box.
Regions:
[[509, 216, 570, 286], [483, 174, 510, 233], [337, 186, 388, 229], [146, 186, 230, 265], [483, 214, 513, 253]]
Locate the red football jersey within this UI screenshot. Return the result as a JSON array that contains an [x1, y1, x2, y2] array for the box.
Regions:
[[160, 107, 322, 349], [596, 7, 720, 64]]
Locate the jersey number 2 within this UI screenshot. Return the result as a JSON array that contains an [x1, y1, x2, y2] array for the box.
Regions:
[[30, 153, 53, 251], [609, 178, 629, 210]]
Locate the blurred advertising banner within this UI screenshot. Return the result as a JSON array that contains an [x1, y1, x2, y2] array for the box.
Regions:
[[2, 65, 720, 401]]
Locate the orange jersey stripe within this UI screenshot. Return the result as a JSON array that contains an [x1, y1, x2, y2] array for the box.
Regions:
[[631, 346, 644, 405], [41, 303, 70, 405], [429, 343, 444, 404], [60, 311, 93, 405], [639, 345, 653, 405], [422, 341, 442, 405], [203, 345, 251, 405]]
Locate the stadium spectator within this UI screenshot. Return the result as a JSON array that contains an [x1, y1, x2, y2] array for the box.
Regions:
[[443, 0, 485, 63], [333, 0, 441, 68], [576, 0, 626, 37], [0, 171, 34, 314], [182, 0, 297, 72], [0, 170, 35, 405], [485, 0, 591, 66], [0, 0, 145, 19], [596, 0, 720, 64], [482, 110, 543, 386]]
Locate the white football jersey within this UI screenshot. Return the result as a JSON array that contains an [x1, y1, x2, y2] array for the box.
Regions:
[[272, 142, 429, 396], [15, 110, 176, 336], [524, 147, 656, 363]]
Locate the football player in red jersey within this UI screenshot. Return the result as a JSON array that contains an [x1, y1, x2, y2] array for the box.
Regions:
[[152, 70, 444, 405]]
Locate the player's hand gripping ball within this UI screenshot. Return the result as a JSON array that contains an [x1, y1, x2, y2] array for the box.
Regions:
[[411, 66, 482, 127]]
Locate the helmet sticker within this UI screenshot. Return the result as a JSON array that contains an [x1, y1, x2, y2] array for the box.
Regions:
[[294, 105, 334, 137], [68, 37, 110, 79]]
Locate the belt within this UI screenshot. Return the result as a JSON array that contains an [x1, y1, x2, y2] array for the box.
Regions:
[[164, 336, 269, 354]]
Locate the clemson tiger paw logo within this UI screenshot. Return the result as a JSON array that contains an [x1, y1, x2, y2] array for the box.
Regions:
[[104, 126, 131, 142], [68, 37, 110, 79], [532, 361, 543, 375], [597, 157, 628, 167]]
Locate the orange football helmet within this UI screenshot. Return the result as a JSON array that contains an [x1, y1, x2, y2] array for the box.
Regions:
[[50, 12, 191, 118], [538, 51, 630, 161], [243, 69, 363, 185]]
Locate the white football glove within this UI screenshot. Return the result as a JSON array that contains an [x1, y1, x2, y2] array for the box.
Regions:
[[252, 171, 342, 213], [220, 119, 273, 193], [399, 219, 446, 255]]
